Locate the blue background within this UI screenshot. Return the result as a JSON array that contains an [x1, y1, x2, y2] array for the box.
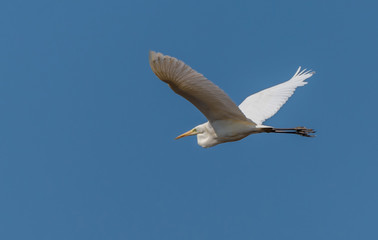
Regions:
[[1, 0, 377, 239]]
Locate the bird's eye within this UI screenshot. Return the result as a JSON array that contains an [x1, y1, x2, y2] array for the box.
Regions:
[[192, 129, 197, 133]]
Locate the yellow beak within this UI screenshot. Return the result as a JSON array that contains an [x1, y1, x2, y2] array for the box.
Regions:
[[175, 129, 198, 140]]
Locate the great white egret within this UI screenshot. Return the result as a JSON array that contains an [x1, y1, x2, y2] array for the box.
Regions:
[[149, 51, 315, 148]]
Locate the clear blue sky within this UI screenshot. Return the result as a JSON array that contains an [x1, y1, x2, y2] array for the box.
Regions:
[[1, 0, 377, 239]]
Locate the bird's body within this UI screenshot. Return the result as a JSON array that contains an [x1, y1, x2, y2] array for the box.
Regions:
[[149, 51, 315, 148], [194, 120, 256, 148]]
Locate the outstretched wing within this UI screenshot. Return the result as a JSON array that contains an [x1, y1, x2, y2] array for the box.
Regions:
[[149, 51, 248, 123], [239, 67, 314, 125]]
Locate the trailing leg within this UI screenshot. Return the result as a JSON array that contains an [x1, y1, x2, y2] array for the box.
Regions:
[[268, 126, 316, 137]]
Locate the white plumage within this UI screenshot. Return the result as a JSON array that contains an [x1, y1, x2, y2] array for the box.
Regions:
[[149, 51, 315, 148], [239, 67, 314, 125]]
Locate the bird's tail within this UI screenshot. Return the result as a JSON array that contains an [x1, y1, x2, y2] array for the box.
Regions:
[[265, 127, 316, 137]]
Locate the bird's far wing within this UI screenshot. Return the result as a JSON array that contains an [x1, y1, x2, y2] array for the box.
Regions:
[[149, 51, 248, 123], [238, 67, 314, 125]]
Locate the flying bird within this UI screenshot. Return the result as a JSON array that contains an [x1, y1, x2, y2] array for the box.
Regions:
[[149, 51, 315, 148]]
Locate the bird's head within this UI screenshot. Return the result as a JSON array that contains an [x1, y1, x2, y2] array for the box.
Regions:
[[175, 123, 210, 140], [175, 127, 200, 140], [175, 123, 219, 148]]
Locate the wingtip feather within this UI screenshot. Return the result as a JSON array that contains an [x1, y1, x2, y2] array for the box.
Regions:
[[293, 67, 301, 77], [149, 50, 159, 65], [293, 67, 315, 78]]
